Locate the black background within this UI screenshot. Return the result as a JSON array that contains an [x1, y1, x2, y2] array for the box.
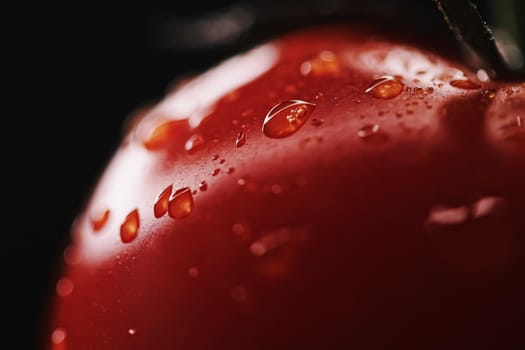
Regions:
[[7, 1, 500, 348]]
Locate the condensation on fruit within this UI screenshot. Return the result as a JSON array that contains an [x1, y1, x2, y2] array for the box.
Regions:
[[56, 277, 74, 297], [357, 124, 389, 143], [300, 50, 340, 76], [450, 79, 481, 90], [365, 76, 404, 99], [184, 133, 205, 153], [51, 327, 67, 350], [188, 267, 200, 278], [154, 185, 173, 218], [249, 229, 292, 257], [90, 208, 110, 232], [120, 209, 140, 243], [262, 100, 316, 138], [142, 120, 186, 151], [168, 187, 194, 219], [235, 131, 246, 147]]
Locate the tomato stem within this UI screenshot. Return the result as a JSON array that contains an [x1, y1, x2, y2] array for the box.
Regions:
[[433, 0, 523, 80]]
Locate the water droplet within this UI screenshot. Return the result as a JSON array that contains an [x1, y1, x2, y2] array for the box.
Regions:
[[426, 204, 469, 227], [224, 90, 240, 102], [56, 277, 74, 297], [227, 167, 235, 174], [120, 209, 140, 243], [357, 124, 389, 143], [426, 87, 434, 94], [476, 69, 490, 82], [270, 184, 283, 194], [450, 79, 481, 90], [168, 187, 193, 219], [300, 50, 340, 76], [237, 178, 246, 186], [212, 168, 220, 176], [284, 84, 297, 94], [219, 158, 225, 164], [232, 222, 247, 236], [235, 132, 246, 147], [128, 328, 136, 335], [212, 154, 219, 161], [184, 133, 204, 153], [365, 76, 404, 99], [249, 229, 292, 257], [199, 181, 208, 191], [311, 118, 324, 126], [472, 197, 508, 219], [262, 100, 316, 138], [143, 120, 186, 151], [241, 109, 253, 117], [188, 267, 199, 278], [90, 209, 110, 232], [51, 327, 67, 348], [231, 284, 248, 303], [154, 185, 172, 218]]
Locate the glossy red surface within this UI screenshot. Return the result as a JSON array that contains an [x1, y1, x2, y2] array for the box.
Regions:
[[45, 25, 525, 349]]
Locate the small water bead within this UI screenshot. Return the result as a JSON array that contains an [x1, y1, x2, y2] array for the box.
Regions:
[[231, 285, 248, 303], [311, 118, 324, 126], [284, 84, 297, 94], [249, 229, 292, 257], [450, 79, 481, 90], [262, 100, 316, 138], [357, 124, 389, 143], [232, 222, 247, 236], [56, 277, 74, 297], [168, 187, 193, 219], [241, 109, 253, 117], [365, 76, 404, 99], [472, 197, 508, 219], [212, 168, 220, 176], [227, 167, 235, 174], [199, 181, 208, 191], [212, 154, 219, 161], [235, 132, 246, 147], [476, 69, 490, 82], [90, 209, 110, 232], [426, 204, 470, 227], [128, 328, 137, 336], [300, 50, 340, 76], [51, 327, 67, 348], [184, 133, 204, 153], [270, 184, 284, 194], [188, 267, 200, 278], [143, 120, 185, 151], [120, 209, 140, 243], [154, 185, 172, 218]]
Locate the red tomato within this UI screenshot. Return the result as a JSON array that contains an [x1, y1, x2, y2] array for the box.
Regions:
[[44, 24, 525, 349]]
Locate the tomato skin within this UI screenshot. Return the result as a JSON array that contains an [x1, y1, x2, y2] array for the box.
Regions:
[[45, 25, 525, 349]]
